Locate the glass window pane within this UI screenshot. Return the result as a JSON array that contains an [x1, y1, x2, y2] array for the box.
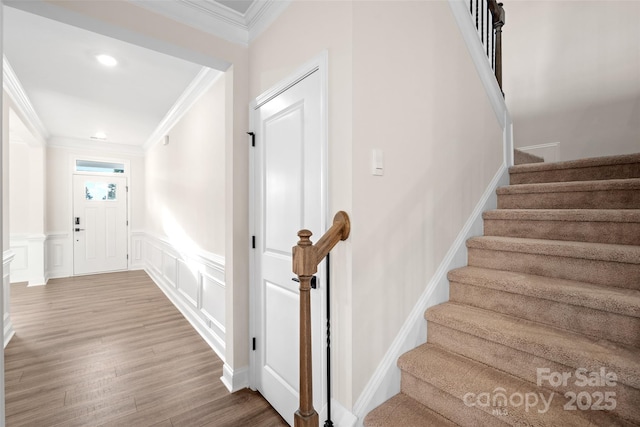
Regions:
[[76, 160, 125, 173], [85, 182, 117, 201]]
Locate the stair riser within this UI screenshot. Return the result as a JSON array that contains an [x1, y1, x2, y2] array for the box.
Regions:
[[401, 372, 510, 427], [427, 323, 640, 425], [510, 163, 640, 185], [467, 247, 640, 290], [483, 219, 640, 246], [449, 282, 640, 347], [497, 189, 640, 209]]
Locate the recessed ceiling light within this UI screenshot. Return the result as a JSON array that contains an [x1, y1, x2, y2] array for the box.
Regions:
[[96, 54, 117, 67], [91, 131, 108, 141]]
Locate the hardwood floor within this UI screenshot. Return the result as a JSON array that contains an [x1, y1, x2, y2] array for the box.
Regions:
[[5, 270, 287, 427]]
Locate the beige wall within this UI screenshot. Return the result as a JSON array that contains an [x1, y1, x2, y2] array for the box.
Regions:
[[145, 74, 226, 256], [351, 0, 502, 403], [504, 1, 640, 161], [9, 142, 45, 236], [251, 0, 503, 408]]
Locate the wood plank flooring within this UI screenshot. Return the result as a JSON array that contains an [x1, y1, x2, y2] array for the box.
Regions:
[[5, 270, 287, 427]]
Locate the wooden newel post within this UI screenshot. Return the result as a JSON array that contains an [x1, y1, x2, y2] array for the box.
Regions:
[[292, 211, 350, 427]]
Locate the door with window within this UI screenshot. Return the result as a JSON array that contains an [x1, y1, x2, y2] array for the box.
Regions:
[[73, 175, 128, 275]]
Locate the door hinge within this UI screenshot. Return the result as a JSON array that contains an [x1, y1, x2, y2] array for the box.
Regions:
[[252, 235, 256, 249], [247, 131, 255, 147], [126, 220, 129, 226], [252, 337, 256, 351], [127, 254, 129, 260], [126, 186, 129, 192]]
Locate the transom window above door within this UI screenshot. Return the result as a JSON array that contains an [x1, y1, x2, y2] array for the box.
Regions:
[[75, 159, 125, 174]]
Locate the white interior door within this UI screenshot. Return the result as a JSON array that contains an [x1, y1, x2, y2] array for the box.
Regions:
[[252, 67, 326, 425], [73, 175, 128, 275]]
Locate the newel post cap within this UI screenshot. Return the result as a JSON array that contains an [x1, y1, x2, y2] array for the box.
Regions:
[[292, 229, 318, 277]]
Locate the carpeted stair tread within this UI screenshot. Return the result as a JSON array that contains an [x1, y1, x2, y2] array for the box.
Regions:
[[514, 149, 544, 165], [497, 178, 640, 195], [448, 267, 640, 346], [425, 302, 640, 389], [467, 236, 640, 289], [399, 344, 632, 427], [467, 236, 640, 264], [448, 266, 640, 318], [483, 209, 640, 245], [496, 178, 640, 209], [364, 393, 458, 427], [483, 208, 640, 223], [509, 153, 640, 184]]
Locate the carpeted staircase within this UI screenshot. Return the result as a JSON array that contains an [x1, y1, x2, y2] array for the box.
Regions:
[[365, 153, 640, 426]]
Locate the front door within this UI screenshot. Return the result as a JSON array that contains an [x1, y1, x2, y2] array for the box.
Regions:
[[73, 174, 128, 275], [252, 64, 327, 425]]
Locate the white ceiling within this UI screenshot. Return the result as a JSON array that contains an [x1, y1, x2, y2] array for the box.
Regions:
[[3, 5, 215, 149]]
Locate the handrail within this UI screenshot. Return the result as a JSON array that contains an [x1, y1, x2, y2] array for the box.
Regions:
[[470, 0, 505, 90], [292, 211, 351, 427]]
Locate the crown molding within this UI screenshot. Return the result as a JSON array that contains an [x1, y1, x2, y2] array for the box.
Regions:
[[131, 0, 290, 46], [246, 0, 291, 42], [143, 67, 223, 151], [2, 56, 50, 144], [48, 136, 145, 157]]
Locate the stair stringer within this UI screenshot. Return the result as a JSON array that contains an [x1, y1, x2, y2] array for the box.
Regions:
[[352, 164, 509, 426]]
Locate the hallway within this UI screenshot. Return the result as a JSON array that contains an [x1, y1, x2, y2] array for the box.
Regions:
[[5, 270, 286, 426]]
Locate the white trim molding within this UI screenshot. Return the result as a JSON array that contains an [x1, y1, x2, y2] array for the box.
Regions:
[[133, 0, 292, 46], [3, 250, 16, 348], [10, 234, 47, 286], [143, 67, 223, 151], [45, 232, 72, 281], [142, 233, 227, 364], [2, 55, 49, 143], [221, 364, 249, 393]]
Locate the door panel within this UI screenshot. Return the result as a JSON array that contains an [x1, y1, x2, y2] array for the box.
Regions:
[[73, 175, 128, 275], [253, 69, 325, 425]]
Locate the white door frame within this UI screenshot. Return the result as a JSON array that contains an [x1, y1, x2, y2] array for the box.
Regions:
[[71, 155, 131, 275], [249, 51, 329, 416]]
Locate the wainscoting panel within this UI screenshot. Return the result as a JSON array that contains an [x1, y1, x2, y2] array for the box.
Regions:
[[130, 232, 145, 270], [177, 259, 199, 308], [142, 234, 226, 363], [45, 233, 72, 281], [162, 252, 178, 287], [3, 250, 15, 348], [200, 271, 225, 337], [11, 234, 46, 285]]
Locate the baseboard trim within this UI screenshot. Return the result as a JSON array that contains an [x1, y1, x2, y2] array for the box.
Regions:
[[221, 364, 249, 393], [330, 398, 358, 427], [352, 163, 509, 424]]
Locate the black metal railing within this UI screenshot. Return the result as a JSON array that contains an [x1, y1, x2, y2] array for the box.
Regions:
[[469, 0, 505, 90]]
